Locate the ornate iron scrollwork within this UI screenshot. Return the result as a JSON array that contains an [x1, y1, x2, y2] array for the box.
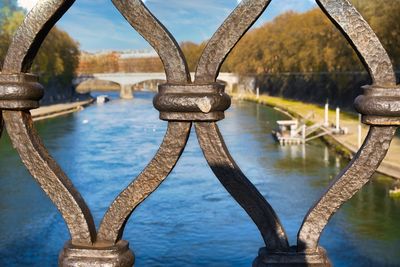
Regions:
[[0, 0, 397, 266]]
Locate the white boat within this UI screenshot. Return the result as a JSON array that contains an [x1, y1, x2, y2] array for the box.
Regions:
[[96, 95, 110, 104]]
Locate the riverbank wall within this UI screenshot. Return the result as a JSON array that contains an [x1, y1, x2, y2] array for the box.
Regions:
[[31, 99, 94, 121], [40, 78, 93, 106], [33, 78, 94, 120], [233, 93, 400, 180], [252, 72, 400, 111]]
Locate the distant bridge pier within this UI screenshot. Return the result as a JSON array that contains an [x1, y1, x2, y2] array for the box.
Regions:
[[120, 84, 133, 99]]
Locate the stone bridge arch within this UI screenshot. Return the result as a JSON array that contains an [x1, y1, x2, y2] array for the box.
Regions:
[[74, 72, 240, 99], [75, 78, 121, 94]]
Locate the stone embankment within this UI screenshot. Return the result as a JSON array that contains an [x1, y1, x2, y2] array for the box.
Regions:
[[31, 99, 94, 121]]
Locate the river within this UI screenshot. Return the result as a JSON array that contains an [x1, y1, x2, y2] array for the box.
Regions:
[[0, 92, 399, 267]]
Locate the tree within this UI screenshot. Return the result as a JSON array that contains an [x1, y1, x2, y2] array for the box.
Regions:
[[1, 1, 80, 102], [0, 0, 21, 24], [0, 8, 25, 69], [180, 41, 206, 72], [222, 9, 365, 75], [351, 0, 400, 69]]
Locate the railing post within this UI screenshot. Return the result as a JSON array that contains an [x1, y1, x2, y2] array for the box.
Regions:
[[1, 0, 398, 266], [253, 247, 331, 267], [59, 241, 134, 267], [324, 102, 329, 127]]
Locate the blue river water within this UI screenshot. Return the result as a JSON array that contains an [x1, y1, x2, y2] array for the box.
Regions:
[[0, 92, 399, 267]]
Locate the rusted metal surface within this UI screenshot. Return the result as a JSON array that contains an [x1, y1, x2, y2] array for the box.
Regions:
[[1, 0, 96, 249], [154, 83, 231, 121], [0, 0, 398, 266], [254, 247, 331, 267], [355, 85, 400, 125], [297, 126, 396, 251], [97, 122, 191, 243], [112, 0, 190, 83], [59, 240, 134, 267], [0, 74, 43, 110], [316, 0, 396, 85], [298, 0, 398, 252], [2, 111, 96, 245], [196, 0, 272, 83], [195, 122, 289, 251]]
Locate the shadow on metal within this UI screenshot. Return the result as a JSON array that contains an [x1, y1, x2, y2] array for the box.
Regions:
[[0, 0, 398, 266]]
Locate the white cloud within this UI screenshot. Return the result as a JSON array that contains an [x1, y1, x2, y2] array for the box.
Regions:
[[17, 0, 37, 11]]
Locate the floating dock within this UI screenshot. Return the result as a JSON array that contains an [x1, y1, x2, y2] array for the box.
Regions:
[[272, 120, 305, 145], [272, 103, 349, 145], [272, 119, 347, 145]]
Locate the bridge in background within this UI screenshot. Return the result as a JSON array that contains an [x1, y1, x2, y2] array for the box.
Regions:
[[74, 72, 240, 99]]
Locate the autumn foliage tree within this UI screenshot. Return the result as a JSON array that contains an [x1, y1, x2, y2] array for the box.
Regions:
[[179, 2, 399, 108], [78, 52, 164, 74], [1, 0, 80, 91], [182, 1, 400, 75]]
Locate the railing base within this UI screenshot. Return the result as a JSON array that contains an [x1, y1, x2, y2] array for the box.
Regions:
[[59, 240, 135, 267], [253, 246, 332, 267]]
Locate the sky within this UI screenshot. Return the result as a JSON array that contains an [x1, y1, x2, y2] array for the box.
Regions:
[[17, 0, 316, 52]]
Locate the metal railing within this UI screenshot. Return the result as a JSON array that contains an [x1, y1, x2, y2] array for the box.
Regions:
[[0, 0, 399, 266]]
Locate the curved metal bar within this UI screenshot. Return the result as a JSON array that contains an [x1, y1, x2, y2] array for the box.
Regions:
[[112, 0, 190, 83], [2, 111, 96, 245], [195, 0, 271, 83], [0, 0, 97, 246], [316, 0, 396, 85], [298, 0, 398, 251], [298, 126, 396, 250], [97, 122, 191, 244], [2, 0, 75, 74], [195, 122, 289, 251]]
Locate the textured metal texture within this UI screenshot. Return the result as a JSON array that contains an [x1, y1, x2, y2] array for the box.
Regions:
[[298, 0, 398, 252], [97, 122, 191, 243], [1, 0, 96, 247], [195, 122, 289, 251], [3, 111, 96, 245], [193, 0, 289, 252], [297, 126, 396, 251], [195, 0, 272, 82], [253, 247, 332, 267], [154, 83, 231, 121], [0, 0, 398, 266], [59, 240, 135, 267], [354, 85, 400, 125], [0, 74, 43, 110], [111, 0, 190, 83], [315, 0, 396, 85]]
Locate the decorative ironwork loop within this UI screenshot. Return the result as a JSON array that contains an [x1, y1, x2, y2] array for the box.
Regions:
[[153, 83, 231, 121], [0, 73, 44, 110], [355, 85, 400, 125]]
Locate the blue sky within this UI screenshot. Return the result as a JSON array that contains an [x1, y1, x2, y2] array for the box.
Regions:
[[19, 0, 316, 52]]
